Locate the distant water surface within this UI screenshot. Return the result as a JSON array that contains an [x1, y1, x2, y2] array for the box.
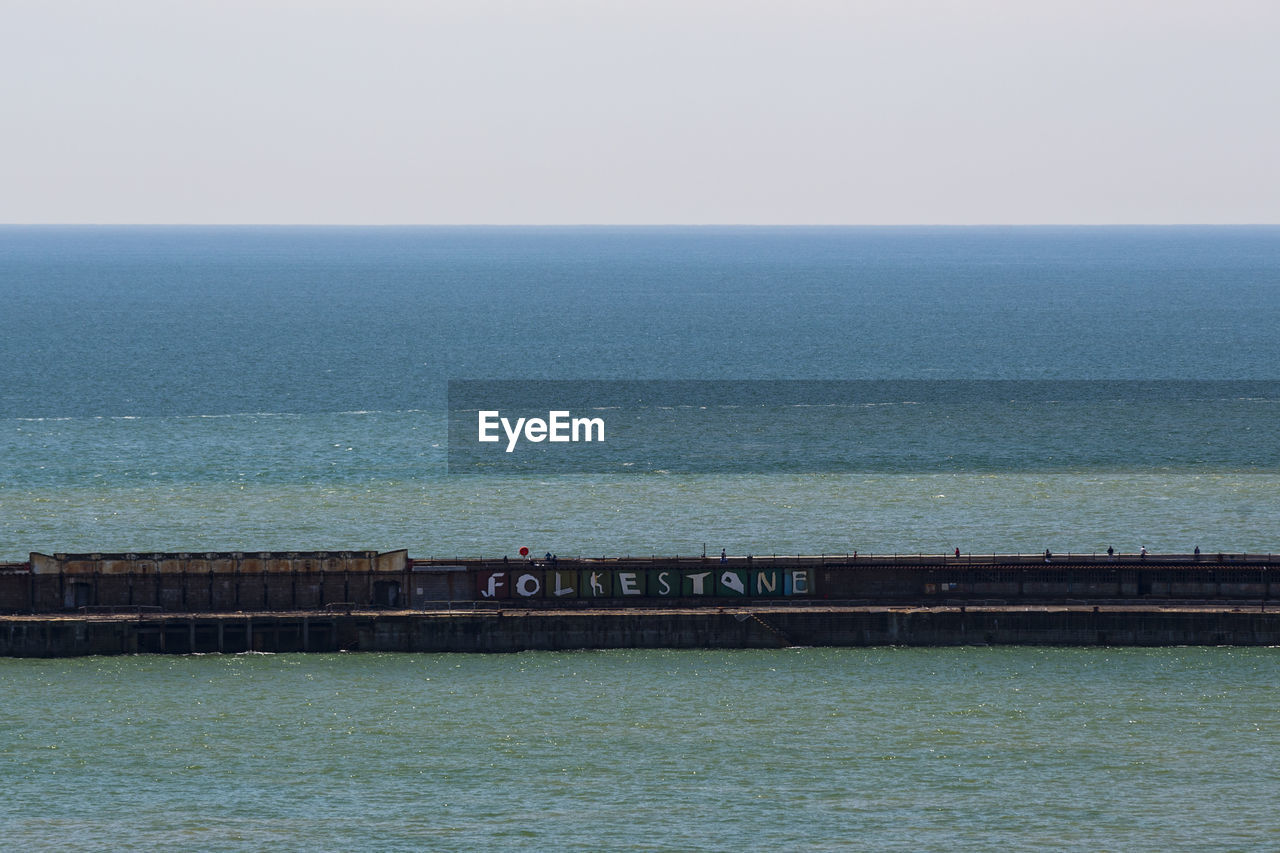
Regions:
[[2, 226, 1279, 557]]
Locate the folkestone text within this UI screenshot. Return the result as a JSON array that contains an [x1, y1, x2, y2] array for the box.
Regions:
[[477, 567, 812, 599]]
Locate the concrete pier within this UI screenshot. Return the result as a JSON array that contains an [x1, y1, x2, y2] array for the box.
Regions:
[[5, 552, 1278, 613], [2, 604, 1278, 656], [3, 550, 1277, 655]]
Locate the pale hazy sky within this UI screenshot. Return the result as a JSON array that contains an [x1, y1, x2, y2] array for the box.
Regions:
[[3, 0, 1277, 224]]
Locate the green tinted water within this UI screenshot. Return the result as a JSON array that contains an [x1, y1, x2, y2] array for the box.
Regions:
[[6, 470, 1280, 560], [2, 648, 1276, 851]]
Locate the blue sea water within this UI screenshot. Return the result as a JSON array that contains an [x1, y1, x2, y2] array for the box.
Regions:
[[2, 226, 1279, 559], [3, 228, 1280, 851]]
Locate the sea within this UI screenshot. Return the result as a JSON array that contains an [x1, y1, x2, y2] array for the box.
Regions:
[[1, 226, 1278, 849], [2, 648, 1277, 851], [3, 225, 1280, 560]]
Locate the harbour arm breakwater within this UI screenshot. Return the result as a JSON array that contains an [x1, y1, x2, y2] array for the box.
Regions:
[[2, 550, 1278, 655]]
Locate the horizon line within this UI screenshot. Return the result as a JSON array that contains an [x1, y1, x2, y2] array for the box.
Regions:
[[2, 222, 1279, 228]]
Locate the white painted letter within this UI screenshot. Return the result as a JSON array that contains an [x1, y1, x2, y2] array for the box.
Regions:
[[553, 571, 575, 597], [657, 571, 672, 595], [720, 571, 745, 595], [687, 571, 711, 595], [482, 573, 506, 598], [618, 572, 640, 595], [515, 573, 541, 597]]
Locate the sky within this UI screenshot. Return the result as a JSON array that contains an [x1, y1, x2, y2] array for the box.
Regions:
[[3, 0, 1277, 225]]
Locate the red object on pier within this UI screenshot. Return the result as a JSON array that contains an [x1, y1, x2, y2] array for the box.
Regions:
[[519, 547, 529, 557]]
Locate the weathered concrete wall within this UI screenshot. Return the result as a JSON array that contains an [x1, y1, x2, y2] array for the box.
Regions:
[[29, 550, 407, 575], [0, 573, 30, 610], [0, 615, 353, 656], [5, 555, 1278, 614], [0, 570, 417, 613], [354, 608, 1280, 652], [3, 607, 1279, 656]]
